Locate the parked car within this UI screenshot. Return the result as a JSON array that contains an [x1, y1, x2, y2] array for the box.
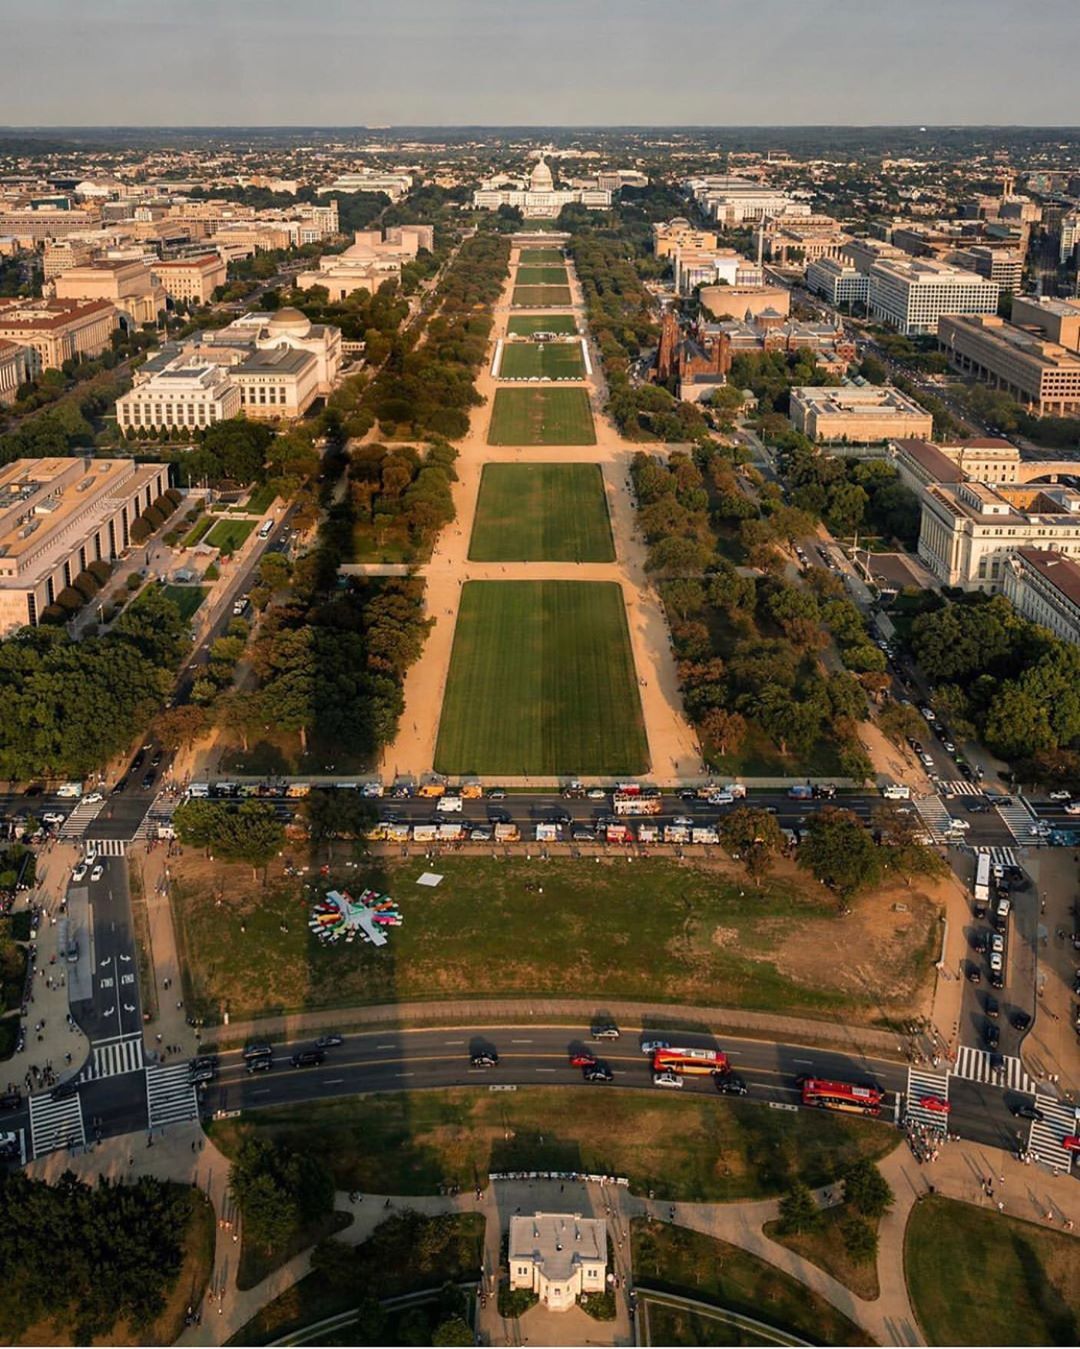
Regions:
[[71, 864, 88, 884], [989, 951, 1004, 973], [983, 1022, 1000, 1049], [984, 994, 999, 1019], [1012, 1010, 1032, 1032]]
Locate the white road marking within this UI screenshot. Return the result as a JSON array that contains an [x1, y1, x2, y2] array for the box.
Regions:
[[376, 1043, 395, 1050], [511, 1038, 533, 1044], [444, 1039, 465, 1045], [395, 1071, 415, 1078], [535, 1068, 557, 1073], [793, 1058, 813, 1065], [323, 1078, 344, 1085]]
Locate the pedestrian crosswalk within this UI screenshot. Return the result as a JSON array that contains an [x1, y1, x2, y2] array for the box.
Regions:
[[973, 845, 1020, 867], [81, 1035, 144, 1081], [146, 1063, 200, 1131], [29, 1091, 85, 1157], [81, 836, 127, 857], [905, 1066, 951, 1129], [1028, 1096, 1078, 1173], [58, 797, 105, 839], [994, 796, 1043, 845], [916, 793, 953, 843], [952, 1046, 1039, 1093], [938, 780, 984, 797]]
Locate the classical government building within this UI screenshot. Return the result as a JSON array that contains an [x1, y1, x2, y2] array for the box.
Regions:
[[0, 456, 170, 634], [297, 225, 434, 301], [472, 157, 611, 218], [789, 384, 933, 443], [0, 298, 117, 370], [508, 1213, 607, 1312], [116, 307, 342, 432], [1003, 547, 1080, 645]]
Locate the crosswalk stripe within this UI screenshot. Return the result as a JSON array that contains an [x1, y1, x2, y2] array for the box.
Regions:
[[29, 1093, 85, 1157], [81, 836, 127, 857], [81, 1035, 144, 1081], [146, 1063, 200, 1130], [58, 798, 106, 839], [915, 795, 952, 844], [951, 1046, 1039, 1093], [1028, 1096, 1078, 1172], [994, 796, 1045, 845], [904, 1066, 950, 1128], [939, 780, 984, 797], [973, 845, 1020, 867]]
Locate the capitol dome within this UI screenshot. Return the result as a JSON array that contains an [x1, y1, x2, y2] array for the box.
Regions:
[[529, 157, 554, 191], [267, 307, 312, 337]]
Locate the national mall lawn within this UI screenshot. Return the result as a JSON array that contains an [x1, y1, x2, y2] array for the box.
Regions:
[[170, 851, 939, 1025]]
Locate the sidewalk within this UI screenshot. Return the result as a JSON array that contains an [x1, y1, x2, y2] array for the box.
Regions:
[[205, 995, 908, 1058], [5, 838, 91, 1094]]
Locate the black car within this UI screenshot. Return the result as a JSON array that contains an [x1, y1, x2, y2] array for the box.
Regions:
[[1012, 1010, 1032, 1032], [247, 1056, 273, 1073], [141, 771, 156, 791], [0, 1089, 22, 1112], [1012, 1102, 1044, 1122], [131, 749, 146, 770], [488, 808, 512, 824], [291, 1049, 326, 1068], [714, 1072, 748, 1096], [315, 1034, 344, 1049], [151, 748, 164, 767], [958, 763, 975, 781], [989, 968, 1005, 989], [973, 900, 988, 919], [51, 1078, 80, 1100], [243, 1041, 274, 1060], [971, 930, 989, 953], [966, 800, 990, 813], [112, 776, 128, 794], [966, 963, 982, 984], [583, 1062, 614, 1083], [547, 810, 572, 826], [812, 784, 837, 799], [984, 995, 999, 1019], [983, 1021, 1000, 1048], [470, 1051, 498, 1068]]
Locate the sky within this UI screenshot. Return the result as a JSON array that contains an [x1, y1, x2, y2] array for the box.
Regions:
[[3, 0, 1078, 127]]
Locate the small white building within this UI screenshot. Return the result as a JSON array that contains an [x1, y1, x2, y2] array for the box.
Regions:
[[508, 1212, 607, 1312]]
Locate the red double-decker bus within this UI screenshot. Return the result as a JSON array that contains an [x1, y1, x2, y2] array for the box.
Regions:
[[652, 1047, 728, 1076], [800, 1078, 883, 1116]]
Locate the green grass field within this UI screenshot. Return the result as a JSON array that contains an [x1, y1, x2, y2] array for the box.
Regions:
[[182, 515, 213, 547], [469, 464, 613, 562], [242, 483, 276, 515], [205, 517, 257, 552], [633, 1223, 866, 1346], [519, 247, 565, 265], [511, 285, 573, 308], [906, 1197, 1079, 1346], [507, 314, 578, 336], [208, 1089, 892, 1203], [434, 580, 645, 774], [488, 387, 595, 445], [498, 339, 585, 380], [515, 265, 569, 286], [160, 585, 209, 623]]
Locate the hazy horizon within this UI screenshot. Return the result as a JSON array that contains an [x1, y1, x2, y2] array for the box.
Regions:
[[4, 0, 1077, 128]]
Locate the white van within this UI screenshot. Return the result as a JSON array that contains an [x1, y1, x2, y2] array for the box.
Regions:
[[187, 782, 210, 799], [436, 795, 463, 814], [881, 784, 911, 800], [56, 782, 83, 799]]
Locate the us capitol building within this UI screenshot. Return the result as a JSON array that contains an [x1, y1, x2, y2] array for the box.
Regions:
[[472, 155, 612, 218]]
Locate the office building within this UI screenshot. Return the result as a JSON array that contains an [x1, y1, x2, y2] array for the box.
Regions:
[[889, 436, 1025, 494], [765, 217, 850, 265], [0, 339, 39, 404], [938, 314, 1080, 416], [151, 253, 228, 306], [508, 1213, 607, 1313], [918, 481, 1080, 592], [1003, 548, 1080, 645], [673, 247, 762, 296], [42, 237, 99, 280], [0, 207, 100, 241], [652, 219, 718, 259], [949, 245, 1023, 293], [1010, 295, 1080, 353], [806, 257, 870, 307], [1059, 210, 1080, 265], [52, 259, 165, 326], [842, 237, 906, 276], [0, 457, 170, 634], [789, 385, 933, 443], [867, 257, 999, 335], [684, 176, 808, 226], [0, 298, 117, 370]]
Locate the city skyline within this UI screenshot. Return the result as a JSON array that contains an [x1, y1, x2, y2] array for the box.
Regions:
[[3, 0, 1078, 128]]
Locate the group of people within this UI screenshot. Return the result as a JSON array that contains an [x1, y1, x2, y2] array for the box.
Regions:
[[906, 1117, 949, 1164]]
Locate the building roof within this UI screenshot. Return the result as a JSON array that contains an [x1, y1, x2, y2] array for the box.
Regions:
[[508, 1213, 606, 1282], [0, 298, 116, 331], [152, 253, 222, 270], [1015, 547, 1080, 608], [892, 438, 966, 483], [236, 345, 314, 375]]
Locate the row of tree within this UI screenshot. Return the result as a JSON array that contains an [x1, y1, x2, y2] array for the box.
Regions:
[[0, 1171, 197, 1340], [346, 439, 458, 557], [906, 591, 1080, 772]]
